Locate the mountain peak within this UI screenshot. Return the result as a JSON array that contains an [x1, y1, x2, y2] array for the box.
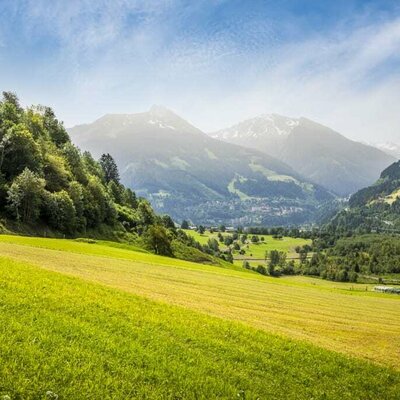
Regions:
[[211, 113, 299, 141], [144, 105, 205, 135], [149, 104, 176, 118], [146, 105, 186, 130]]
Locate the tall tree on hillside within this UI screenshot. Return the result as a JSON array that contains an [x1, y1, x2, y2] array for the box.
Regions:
[[143, 225, 172, 256], [181, 220, 189, 229], [0, 124, 42, 179], [43, 106, 70, 147], [0, 91, 23, 128], [99, 153, 120, 184], [7, 168, 45, 222]]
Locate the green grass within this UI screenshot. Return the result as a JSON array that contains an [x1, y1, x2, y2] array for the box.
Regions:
[[185, 230, 311, 262], [0, 234, 399, 370], [238, 235, 310, 259], [0, 235, 240, 272], [1, 256, 400, 399]]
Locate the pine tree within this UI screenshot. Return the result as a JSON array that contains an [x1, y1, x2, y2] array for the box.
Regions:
[[99, 153, 120, 183]]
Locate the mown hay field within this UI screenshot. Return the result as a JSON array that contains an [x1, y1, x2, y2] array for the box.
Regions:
[[0, 235, 398, 370], [2, 256, 400, 399]]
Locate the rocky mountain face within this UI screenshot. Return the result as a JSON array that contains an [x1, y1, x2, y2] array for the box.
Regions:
[[69, 107, 333, 226], [211, 115, 395, 196]]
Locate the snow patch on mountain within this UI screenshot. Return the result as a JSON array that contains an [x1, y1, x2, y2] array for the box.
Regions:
[[148, 119, 176, 130], [211, 113, 299, 140]]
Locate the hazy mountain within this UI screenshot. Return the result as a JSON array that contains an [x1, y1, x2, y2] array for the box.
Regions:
[[211, 114, 395, 196], [373, 142, 400, 159], [69, 106, 333, 226]]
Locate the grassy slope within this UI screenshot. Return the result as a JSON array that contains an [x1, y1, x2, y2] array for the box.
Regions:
[[1, 257, 400, 400], [0, 235, 240, 272], [0, 235, 399, 369], [0, 221, 229, 268]]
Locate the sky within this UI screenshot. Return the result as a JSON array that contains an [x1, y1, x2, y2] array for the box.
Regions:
[[0, 0, 400, 143]]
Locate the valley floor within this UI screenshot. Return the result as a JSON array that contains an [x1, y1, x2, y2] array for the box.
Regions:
[[0, 235, 399, 399]]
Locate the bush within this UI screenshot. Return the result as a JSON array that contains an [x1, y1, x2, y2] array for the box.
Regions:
[[116, 204, 138, 229], [348, 271, 358, 282], [143, 225, 172, 256], [256, 265, 267, 275], [207, 238, 219, 252], [43, 190, 76, 234], [242, 261, 250, 269], [251, 235, 259, 243]]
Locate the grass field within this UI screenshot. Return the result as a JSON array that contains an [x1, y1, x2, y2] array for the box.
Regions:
[[0, 235, 400, 398], [2, 256, 400, 399], [185, 229, 311, 265]]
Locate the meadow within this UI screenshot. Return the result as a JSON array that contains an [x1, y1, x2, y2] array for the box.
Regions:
[[185, 229, 311, 265], [2, 256, 400, 399], [0, 235, 399, 371]]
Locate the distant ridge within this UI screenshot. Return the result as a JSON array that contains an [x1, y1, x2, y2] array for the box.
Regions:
[[210, 114, 395, 196], [69, 107, 333, 226]]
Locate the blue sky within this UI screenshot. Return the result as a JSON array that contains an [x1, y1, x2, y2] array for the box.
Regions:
[[0, 0, 400, 142]]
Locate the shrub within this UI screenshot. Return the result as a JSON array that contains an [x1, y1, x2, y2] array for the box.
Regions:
[[143, 225, 172, 256], [256, 265, 267, 275], [43, 190, 76, 234], [242, 261, 250, 269]]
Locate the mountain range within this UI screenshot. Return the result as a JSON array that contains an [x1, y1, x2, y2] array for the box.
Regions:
[[69, 107, 395, 225], [69, 106, 333, 226], [211, 114, 395, 196]]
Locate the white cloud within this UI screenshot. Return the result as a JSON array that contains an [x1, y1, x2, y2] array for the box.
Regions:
[[2, 1, 400, 142], [180, 16, 400, 142]]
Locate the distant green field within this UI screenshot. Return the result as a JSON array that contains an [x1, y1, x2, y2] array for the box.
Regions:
[[1, 256, 400, 399], [185, 229, 311, 264]]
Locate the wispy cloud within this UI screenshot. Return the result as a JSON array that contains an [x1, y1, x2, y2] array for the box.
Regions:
[[0, 1, 399, 142]]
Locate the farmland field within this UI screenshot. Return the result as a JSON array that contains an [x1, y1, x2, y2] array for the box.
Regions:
[[0, 236, 400, 399]]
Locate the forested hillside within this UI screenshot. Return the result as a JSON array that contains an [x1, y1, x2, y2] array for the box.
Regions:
[[329, 160, 400, 233], [293, 162, 400, 282], [0, 92, 224, 264]]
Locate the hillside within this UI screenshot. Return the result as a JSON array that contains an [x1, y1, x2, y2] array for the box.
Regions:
[[211, 114, 395, 196], [69, 107, 333, 226], [330, 160, 400, 232], [0, 92, 228, 265]]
